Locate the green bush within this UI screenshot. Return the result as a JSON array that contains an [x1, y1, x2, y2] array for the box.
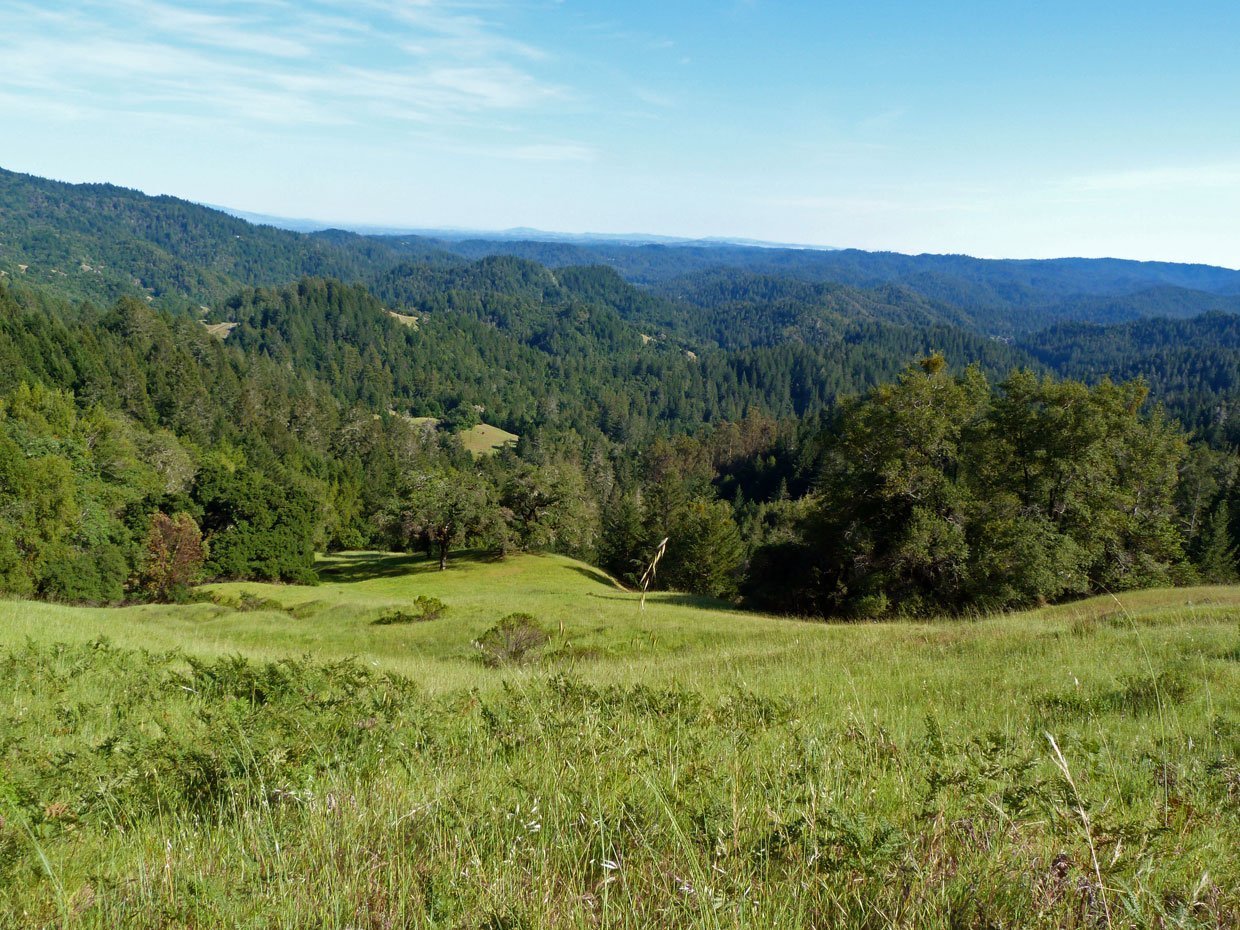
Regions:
[[206, 591, 287, 612], [473, 612, 550, 666], [371, 596, 447, 625]]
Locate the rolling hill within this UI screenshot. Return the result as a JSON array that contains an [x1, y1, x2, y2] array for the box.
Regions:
[[0, 166, 449, 309], [0, 550, 1235, 925]]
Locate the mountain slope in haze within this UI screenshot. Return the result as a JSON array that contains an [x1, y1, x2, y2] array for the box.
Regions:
[[4, 166, 1240, 338], [1022, 311, 1240, 443], [1037, 286, 1240, 325], [435, 239, 1240, 333], [368, 256, 1005, 358], [439, 238, 1240, 300], [0, 167, 451, 309], [616, 261, 1240, 340], [648, 269, 975, 345]]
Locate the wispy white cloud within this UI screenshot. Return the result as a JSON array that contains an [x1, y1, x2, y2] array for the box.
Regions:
[[116, 0, 315, 59], [0, 0, 567, 131], [382, 3, 548, 62]]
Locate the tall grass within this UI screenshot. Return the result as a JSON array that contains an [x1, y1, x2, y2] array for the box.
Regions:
[[0, 552, 1236, 927]]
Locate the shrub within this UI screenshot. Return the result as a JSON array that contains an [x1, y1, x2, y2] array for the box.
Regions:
[[439, 402, 482, 434], [473, 613, 550, 667], [371, 596, 447, 625], [207, 591, 286, 612], [136, 512, 206, 603]]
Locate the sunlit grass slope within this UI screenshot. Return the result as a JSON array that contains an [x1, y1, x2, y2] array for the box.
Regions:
[[1, 551, 817, 692], [4, 550, 1238, 709], [407, 418, 519, 454], [0, 551, 1237, 927]]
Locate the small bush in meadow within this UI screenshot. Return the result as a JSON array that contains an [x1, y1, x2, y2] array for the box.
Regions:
[[207, 591, 286, 612], [473, 612, 550, 666], [371, 596, 447, 625]]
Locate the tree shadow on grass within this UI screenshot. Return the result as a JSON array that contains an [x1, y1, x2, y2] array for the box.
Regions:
[[652, 593, 756, 615], [585, 588, 754, 615], [316, 552, 423, 582], [316, 550, 497, 583], [563, 564, 626, 590]]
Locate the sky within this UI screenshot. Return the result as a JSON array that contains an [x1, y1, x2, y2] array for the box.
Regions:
[[1, 0, 1239, 267]]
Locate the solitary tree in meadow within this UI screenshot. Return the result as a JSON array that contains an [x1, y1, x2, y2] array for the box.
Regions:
[[390, 470, 496, 570]]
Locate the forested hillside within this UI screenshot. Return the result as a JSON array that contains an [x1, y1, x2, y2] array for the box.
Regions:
[[214, 265, 1035, 439], [0, 280, 456, 599], [441, 237, 1240, 332], [5, 165, 1240, 617], [0, 167, 448, 309], [1023, 312, 1240, 444]]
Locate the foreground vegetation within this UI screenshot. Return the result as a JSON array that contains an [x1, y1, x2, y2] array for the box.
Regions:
[[1, 552, 1236, 928]]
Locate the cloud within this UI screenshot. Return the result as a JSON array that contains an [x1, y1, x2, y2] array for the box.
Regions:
[[116, 0, 315, 59], [0, 0, 566, 131]]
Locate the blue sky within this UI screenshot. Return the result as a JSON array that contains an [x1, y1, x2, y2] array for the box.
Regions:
[[2, 1, 1238, 266]]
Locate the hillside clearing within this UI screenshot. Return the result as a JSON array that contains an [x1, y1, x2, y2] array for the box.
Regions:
[[200, 320, 238, 338], [407, 417, 519, 455], [459, 421, 519, 454], [386, 308, 419, 328]]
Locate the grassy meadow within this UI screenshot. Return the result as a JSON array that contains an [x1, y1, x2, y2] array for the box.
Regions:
[[406, 418, 520, 455], [0, 551, 1237, 928]]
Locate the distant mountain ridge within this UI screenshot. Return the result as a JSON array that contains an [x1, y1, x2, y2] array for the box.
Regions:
[[438, 239, 1240, 320], [3, 165, 1240, 336], [209, 204, 834, 250]]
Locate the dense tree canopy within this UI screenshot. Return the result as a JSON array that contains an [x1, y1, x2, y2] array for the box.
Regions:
[[746, 359, 1190, 616]]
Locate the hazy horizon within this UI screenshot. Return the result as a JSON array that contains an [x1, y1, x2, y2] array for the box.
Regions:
[[10, 160, 1240, 270]]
